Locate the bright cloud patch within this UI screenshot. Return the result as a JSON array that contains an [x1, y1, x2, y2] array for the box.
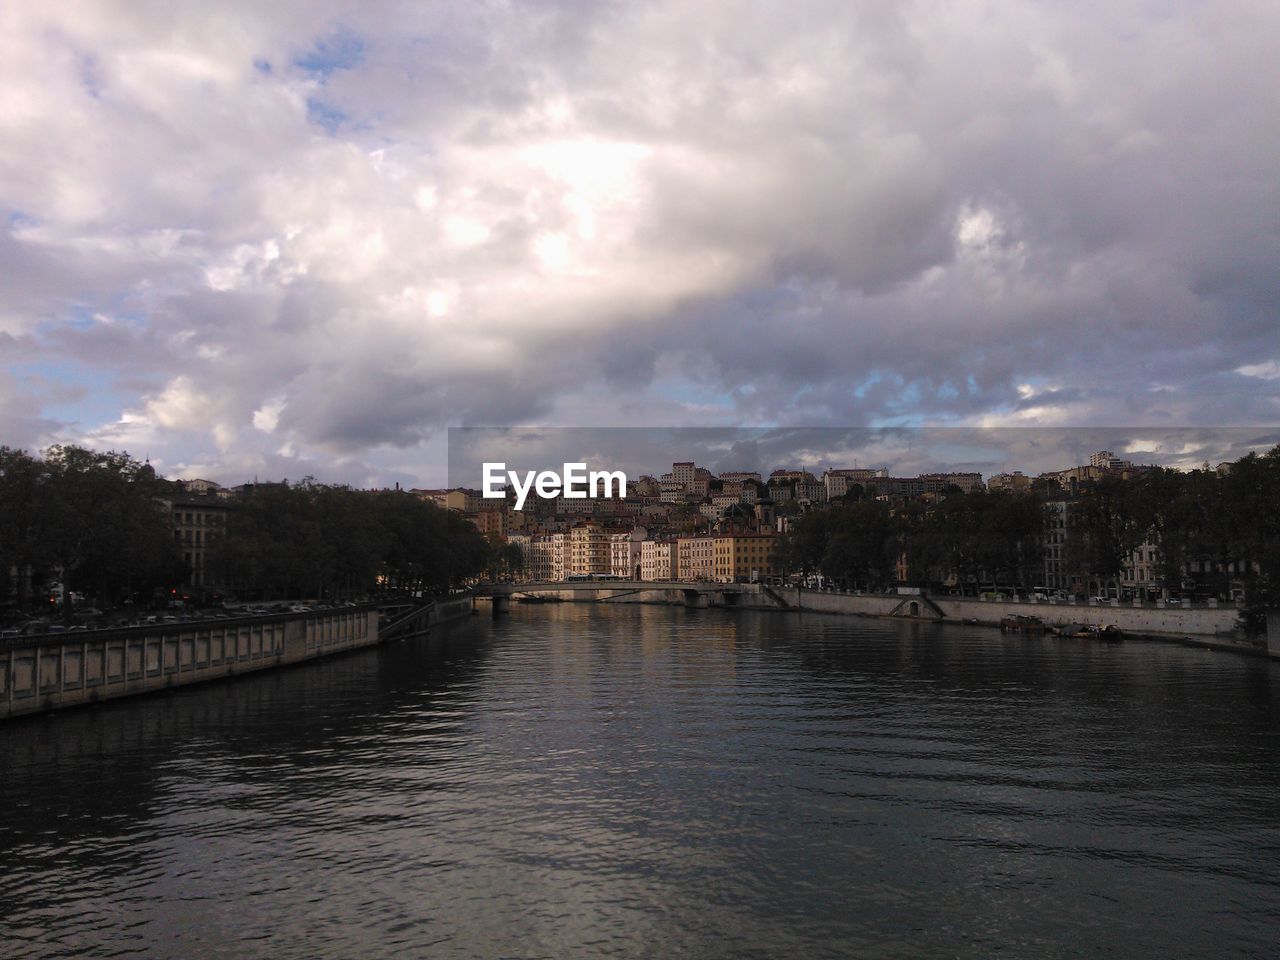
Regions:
[[1236, 361, 1280, 381], [0, 1, 1277, 485]]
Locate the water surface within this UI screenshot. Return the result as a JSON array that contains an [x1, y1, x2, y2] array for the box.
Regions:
[[2, 605, 1278, 958]]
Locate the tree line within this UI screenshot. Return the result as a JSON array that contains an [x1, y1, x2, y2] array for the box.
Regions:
[[0, 446, 183, 611], [775, 446, 1280, 630], [208, 479, 492, 600], [0, 445, 495, 613]]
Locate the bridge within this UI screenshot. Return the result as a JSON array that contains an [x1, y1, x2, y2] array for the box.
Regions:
[[471, 580, 773, 614]]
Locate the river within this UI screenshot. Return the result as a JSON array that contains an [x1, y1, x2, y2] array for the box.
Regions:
[[2, 604, 1278, 958]]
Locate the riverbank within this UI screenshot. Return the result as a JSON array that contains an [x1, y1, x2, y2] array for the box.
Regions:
[[0, 597, 476, 720], [482, 582, 1275, 660]]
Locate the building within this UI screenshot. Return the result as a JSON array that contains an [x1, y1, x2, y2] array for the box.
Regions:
[[672, 461, 696, 486], [609, 527, 647, 579], [659, 480, 688, 503], [917, 473, 984, 494], [1121, 539, 1161, 599], [822, 468, 888, 500], [414, 488, 483, 512], [568, 522, 610, 577], [641, 540, 675, 581], [525, 533, 566, 581], [987, 471, 1031, 493], [677, 536, 716, 581], [1090, 451, 1132, 471], [1042, 499, 1073, 593], [711, 493, 741, 513], [766, 478, 794, 501], [633, 475, 661, 497], [554, 496, 597, 515], [506, 533, 532, 579], [795, 481, 826, 502], [468, 509, 509, 538], [181, 478, 227, 497], [164, 489, 231, 589], [713, 533, 779, 583]]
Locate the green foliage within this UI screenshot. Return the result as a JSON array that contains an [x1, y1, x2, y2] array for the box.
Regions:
[[209, 482, 490, 599], [774, 448, 1280, 621], [778, 501, 898, 590], [903, 490, 1046, 592], [0, 445, 183, 611], [487, 540, 524, 580], [1064, 451, 1280, 628]]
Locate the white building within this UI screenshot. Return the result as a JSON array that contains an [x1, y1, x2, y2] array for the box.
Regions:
[[677, 536, 716, 581], [641, 540, 675, 581], [822, 468, 888, 500], [609, 527, 647, 578]]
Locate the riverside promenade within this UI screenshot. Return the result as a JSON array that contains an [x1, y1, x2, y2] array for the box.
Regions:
[[474, 581, 1274, 658], [0, 596, 475, 721]]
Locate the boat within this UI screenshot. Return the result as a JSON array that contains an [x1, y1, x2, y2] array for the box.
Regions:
[[1054, 623, 1094, 638], [1053, 623, 1122, 641], [1099, 624, 1124, 642], [515, 594, 563, 604], [1000, 615, 1044, 634]]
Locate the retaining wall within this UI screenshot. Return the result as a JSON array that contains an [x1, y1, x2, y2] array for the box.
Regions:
[[761, 587, 1240, 637], [1, 608, 378, 721]]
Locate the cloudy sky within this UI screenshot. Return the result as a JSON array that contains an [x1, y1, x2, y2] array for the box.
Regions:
[[2, 1, 1277, 487]]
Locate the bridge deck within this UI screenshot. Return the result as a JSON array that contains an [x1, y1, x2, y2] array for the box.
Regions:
[[473, 580, 755, 597]]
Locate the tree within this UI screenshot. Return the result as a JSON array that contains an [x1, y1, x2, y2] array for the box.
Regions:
[[0, 446, 183, 612], [777, 501, 899, 591], [1065, 476, 1150, 597]]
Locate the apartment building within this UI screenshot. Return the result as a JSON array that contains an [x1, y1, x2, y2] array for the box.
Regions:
[[822, 468, 888, 500], [677, 536, 716, 581], [712, 533, 779, 583], [415, 488, 483, 512], [1121, 540, 1161, 598], [672, 461, 696, 485], [568, 522, 610, 577], [165, 490, 230, 588], [1042, 499, 1073, 592], [987, 471, 1031, 493], [609, 527, 647, 579], [640, 540, 675, 581]]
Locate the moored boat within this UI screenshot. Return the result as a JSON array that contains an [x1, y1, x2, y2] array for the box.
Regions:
[[1000, 615, 1044, 634]]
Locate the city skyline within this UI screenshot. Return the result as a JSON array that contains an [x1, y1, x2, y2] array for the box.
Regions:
[[2, 2, 1278, 490]]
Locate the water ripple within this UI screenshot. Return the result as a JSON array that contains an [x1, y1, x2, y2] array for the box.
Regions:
[[2, 605, 1279, 958]]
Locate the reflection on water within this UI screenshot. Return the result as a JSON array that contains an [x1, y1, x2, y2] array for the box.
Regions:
[[2, 605, 1278, 959]]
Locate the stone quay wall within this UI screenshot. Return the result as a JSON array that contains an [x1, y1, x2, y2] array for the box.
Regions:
[[1, 607, 378, 721]]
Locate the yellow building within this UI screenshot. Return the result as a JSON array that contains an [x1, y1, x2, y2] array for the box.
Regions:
[[568, 522, 610, 576], [468, 508, 509, 538], [712, 533, 779, 583]]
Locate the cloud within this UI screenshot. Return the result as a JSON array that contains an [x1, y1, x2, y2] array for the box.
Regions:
[[1, 1, 1278, 485], [1236, 361, 1280, 381]]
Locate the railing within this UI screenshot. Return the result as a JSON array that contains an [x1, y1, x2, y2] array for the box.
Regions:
[[0, 604, 381, 654], [779, 587, 1241, 610]]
